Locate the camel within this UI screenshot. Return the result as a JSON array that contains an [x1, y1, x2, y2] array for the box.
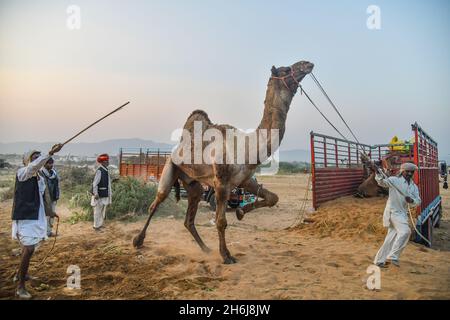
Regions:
[[355, 172, 382, 198], [355, 154, 396, 198], [133, 60, 314, 264]]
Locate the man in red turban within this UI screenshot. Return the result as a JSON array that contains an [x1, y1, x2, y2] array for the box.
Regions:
[[97, 154, 109, 163], [91, 154, 112, 230]]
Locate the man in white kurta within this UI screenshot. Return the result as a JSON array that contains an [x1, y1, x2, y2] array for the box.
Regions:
[[12, 144, 63, 299], [12, 155, 49, 246], [373, 162, 421, 267], [40, 158, 60, 237], [91, 154, 112, 230]]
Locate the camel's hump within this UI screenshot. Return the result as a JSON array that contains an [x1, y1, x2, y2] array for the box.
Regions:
[[186, 109, 212, 124]]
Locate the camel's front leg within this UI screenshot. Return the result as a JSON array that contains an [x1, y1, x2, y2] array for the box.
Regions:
[[133, 159, 178, 248], [235, 178, 279, 221], [215, 186, 236, 264]]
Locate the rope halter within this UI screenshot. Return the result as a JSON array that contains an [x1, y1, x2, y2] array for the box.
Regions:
[[270, 66, 300, 93]]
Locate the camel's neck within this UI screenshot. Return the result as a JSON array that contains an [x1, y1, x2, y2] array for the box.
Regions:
[[257, 80, 294, 161]]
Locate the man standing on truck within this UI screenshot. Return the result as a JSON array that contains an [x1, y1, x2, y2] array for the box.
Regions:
[[91, 154, 112, 231], [373, 162, 421, 268]]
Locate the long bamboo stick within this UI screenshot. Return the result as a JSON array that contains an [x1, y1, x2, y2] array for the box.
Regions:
[[61, 101, 129, 146]]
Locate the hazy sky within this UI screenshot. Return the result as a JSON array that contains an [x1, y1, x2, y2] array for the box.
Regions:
[[0, 0, 449, 156]]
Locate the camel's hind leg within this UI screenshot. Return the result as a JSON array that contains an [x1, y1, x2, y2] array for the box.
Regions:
[[182, 180, 211, 253], [235, 178, 279, 221], [133, 159, 178, 248]]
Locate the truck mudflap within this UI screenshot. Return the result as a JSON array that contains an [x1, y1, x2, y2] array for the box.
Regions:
[[414, 195, 442, 247]]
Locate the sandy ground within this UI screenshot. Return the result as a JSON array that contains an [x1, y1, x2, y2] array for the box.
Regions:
[[0, 174, 449, 300]]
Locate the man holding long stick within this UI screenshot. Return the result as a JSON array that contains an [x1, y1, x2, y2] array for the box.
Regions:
[[10, 101, 128, 298], [12, 143, 63, 299]]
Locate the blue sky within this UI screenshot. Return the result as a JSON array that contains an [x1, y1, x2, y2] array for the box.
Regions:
[[0, 0, 449, 158]]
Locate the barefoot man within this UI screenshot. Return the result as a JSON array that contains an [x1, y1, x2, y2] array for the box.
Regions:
[[12, 143, 63, 299], [373, 162, 421, 268]]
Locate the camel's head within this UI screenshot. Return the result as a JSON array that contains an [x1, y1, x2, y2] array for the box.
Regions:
[[271, 60, 314, 93]]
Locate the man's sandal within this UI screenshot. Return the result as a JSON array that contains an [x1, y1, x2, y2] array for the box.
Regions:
[[16, 288, 32, 299]]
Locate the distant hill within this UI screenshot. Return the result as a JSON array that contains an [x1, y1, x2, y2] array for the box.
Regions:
[[0, 139, 173, 157], [0, 139, 311, 163]]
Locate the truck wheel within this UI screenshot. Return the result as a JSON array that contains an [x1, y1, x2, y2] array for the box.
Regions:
[[209, 194, 217, 211]]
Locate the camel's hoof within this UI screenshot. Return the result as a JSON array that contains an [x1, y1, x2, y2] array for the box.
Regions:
[[236, 208, 244, 221], [223, 256, 237, 264], [132, 235, 145, 248]]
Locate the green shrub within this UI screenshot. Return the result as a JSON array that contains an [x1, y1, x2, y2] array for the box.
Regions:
[[69, 190, 93, 218], [107, 177, 157, 219], [68, 176, 184, 223], [66, 210, 92, 224], [256, 161, 310, 175], [0, 179, 14, 188], [0, 176, 15, 201], [278, 161, 310, 174], [0, 186, 14, 201], [58, 166, 95, 191]]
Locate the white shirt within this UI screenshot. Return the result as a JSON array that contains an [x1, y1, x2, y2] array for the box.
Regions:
[[91, 165, 112, 206], [12, 154, 51, 240], [375, 174, 421, 227]]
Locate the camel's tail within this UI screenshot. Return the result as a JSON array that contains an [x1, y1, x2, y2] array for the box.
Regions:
[[174, 179, 181, 202]]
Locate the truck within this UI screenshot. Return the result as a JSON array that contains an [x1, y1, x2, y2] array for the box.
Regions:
[[310, 122, 442, 247]]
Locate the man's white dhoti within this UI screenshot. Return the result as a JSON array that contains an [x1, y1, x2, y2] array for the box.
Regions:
[[91, 165, 112, 229], [92, 197, 109, 229], [12, 154, 51, 247], [373, 173, 421, 265], [374, 212, 411, 264]]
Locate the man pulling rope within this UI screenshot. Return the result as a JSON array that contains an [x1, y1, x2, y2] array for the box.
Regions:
[[372, 162, 422, 268]]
